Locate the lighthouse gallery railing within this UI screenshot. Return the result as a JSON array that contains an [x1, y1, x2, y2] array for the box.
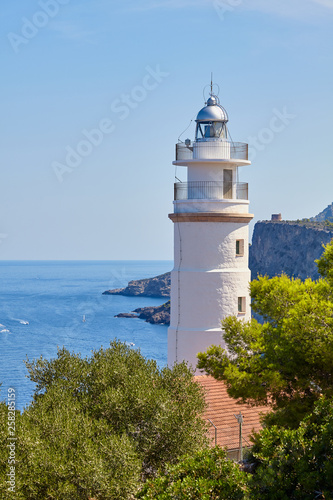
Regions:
[[175, 141, 249, 161], [174, 181, 248, 201]]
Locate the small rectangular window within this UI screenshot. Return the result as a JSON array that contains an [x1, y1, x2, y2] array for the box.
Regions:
[[238, 297, 246, 313], [236, 239, 244, 256], [223, 169, 233, 199]]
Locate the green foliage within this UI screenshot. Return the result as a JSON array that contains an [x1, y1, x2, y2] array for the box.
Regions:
[[137, 399, 333, 500], [316, 240, 333, 286], [0, 401, 9, 483], [282, 219, 333, 229], [0, 341, 208, 499], [15, 388, 141, 499], [249, 397, 333, 499], [198, 241, 333, 428], [137, 447, 249, 500]]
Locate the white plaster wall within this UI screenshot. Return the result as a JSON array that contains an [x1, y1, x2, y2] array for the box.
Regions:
[[170, 268, 251, 328], [174, 199, 249, 214], [168, 220, 251, 368], [173, 222, 249, 269], [168, 327, 226, 370], [193, 141, 231, 160], [187, 163, 237, 183]]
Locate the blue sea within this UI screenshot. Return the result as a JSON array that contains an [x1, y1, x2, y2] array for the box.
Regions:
[[0, 261, 172, 411]]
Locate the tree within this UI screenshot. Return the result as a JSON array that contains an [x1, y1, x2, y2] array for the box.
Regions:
[[15, 393, 141, 500], [0, 341, 208, 499], [136, 447, 249, 500], [249, 397, 333, 499], [197, 241, 333, 428], [316, 240, 333, 285]]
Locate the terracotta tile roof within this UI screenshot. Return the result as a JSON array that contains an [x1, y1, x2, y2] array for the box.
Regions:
[[194, 375, 270, 450]]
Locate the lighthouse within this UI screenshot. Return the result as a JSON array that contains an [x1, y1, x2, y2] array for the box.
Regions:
[[168, 85, 253, 370]]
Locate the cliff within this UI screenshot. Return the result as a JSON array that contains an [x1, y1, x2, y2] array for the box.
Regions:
[[311, 202, 333, 223], [250, 221, 333, 281]]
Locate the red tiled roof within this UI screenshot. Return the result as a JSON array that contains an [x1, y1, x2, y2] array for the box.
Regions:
[[194, 375, 270, 450]]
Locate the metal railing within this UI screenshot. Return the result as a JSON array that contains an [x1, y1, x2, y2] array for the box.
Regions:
[[175, 141, 248, 161], [174, 181, 248, 201], [207, 419, 252, 462]]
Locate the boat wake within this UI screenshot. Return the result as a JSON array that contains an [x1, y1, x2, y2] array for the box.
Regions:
[[13, 319, 29, 325]]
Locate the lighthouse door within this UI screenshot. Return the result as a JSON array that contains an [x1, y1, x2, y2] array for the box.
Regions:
[[223, 169, 233, 199]]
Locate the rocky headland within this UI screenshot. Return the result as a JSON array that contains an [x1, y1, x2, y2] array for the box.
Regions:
[[103, 272, 170, 298], [133, 301, 170, 325], [114, 301, 170, 325], [106, 205, 333, 325]]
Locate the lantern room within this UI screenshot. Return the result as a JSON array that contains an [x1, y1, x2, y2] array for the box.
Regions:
[[195, 95, 229, 141]]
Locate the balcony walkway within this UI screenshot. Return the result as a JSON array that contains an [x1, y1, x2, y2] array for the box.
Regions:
[[176, 141, 249, 161], [174, 181, 248, 201]]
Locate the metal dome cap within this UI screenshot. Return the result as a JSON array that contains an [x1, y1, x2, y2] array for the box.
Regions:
[[196, 95, 229, 123]]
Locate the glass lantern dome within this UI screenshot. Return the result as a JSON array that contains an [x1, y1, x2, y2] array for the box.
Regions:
[[195, 94, 229, 142]]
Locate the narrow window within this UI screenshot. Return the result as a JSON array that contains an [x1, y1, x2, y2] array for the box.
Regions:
[[223, 169, 233, 199], [238, 297, 246, 313], [236, 239, 244, 256]]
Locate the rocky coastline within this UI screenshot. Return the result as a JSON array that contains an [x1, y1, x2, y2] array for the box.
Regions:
[[103, 272, 170, 298], [106, 211, 333, 325], [114, 301, 170, 325]]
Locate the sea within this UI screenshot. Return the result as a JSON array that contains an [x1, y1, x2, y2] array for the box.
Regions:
[[0, 260, 172, 411]]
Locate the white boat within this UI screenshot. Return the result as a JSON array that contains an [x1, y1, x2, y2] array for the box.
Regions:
[[82, 315, 86, 323]]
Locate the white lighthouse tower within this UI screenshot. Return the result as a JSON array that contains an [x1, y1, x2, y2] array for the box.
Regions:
[[168, 84, 253, 370]]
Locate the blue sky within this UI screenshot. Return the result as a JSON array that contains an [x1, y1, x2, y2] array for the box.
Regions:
[[1, 0, 333, 259]]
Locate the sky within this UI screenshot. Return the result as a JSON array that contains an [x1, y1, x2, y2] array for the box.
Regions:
[[1, 0, 333, 260]]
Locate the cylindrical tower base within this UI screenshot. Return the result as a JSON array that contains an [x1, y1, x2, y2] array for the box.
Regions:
[[168, 327, 225, 370], [167, 212, 253, 371]]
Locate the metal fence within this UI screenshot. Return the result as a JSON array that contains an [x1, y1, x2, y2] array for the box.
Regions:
[[174, 181, 248, 201], [175, 141, 249, 161], [207, 419, 251, 462]]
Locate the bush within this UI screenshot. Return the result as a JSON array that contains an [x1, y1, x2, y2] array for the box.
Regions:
[[137, 447, 249, 499], [249, 397, 333, 499]]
